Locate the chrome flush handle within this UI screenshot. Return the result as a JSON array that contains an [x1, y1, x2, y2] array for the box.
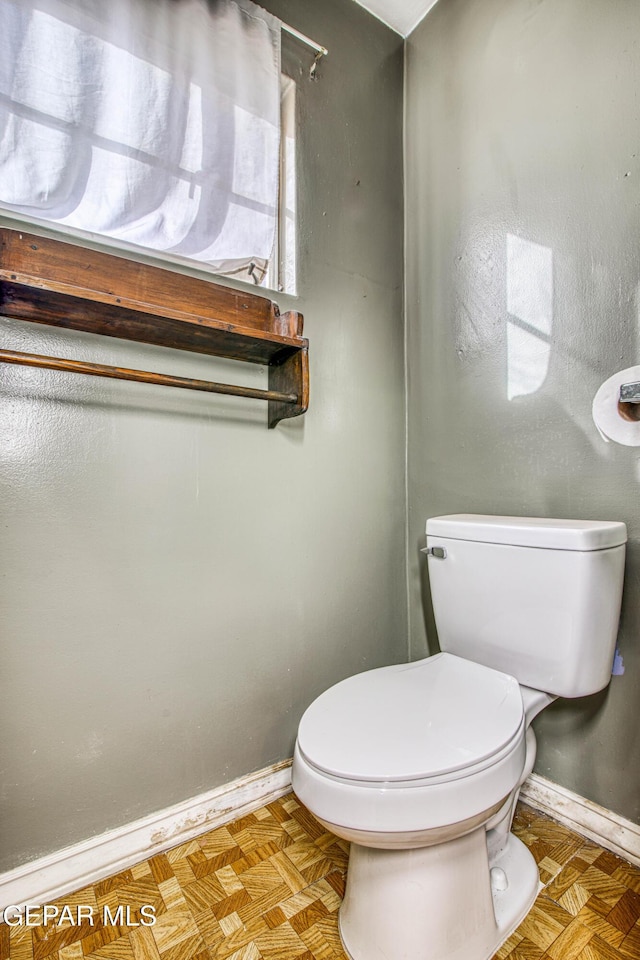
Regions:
[[421, 546, 447, 559]]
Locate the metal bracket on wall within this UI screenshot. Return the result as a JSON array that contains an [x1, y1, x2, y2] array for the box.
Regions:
[[280, 22, 328, 80], [618, 381, 640, 423], [620, 382, 640, 403]]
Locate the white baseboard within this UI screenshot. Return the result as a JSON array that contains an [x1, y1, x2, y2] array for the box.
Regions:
[[0, 759, 293, 913], [520, 773, 640, 867], [3, 762, 637, 914]]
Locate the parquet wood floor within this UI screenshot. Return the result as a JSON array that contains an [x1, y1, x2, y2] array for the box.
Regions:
[[2, 795, 639, 960]]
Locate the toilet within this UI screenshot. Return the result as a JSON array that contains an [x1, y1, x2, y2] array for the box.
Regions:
[[292, 514, 627, 960]]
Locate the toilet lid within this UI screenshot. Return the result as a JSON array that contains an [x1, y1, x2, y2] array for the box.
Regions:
[[297, 653, 524, 783]]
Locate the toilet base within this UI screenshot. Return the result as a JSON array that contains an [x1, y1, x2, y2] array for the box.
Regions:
[[338, 830, 539, 960]]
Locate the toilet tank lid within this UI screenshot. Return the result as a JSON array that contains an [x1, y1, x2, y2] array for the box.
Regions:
[[426, 515, 627, 551]]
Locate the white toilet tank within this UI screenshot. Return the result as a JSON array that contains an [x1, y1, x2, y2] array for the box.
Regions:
[[426, 515, 626, 698]]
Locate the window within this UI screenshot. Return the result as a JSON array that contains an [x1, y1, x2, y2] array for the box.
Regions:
[[0, 0, 295, 293], [263, 75, 296, 294]]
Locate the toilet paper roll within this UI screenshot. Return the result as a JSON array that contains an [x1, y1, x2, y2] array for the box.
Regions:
[[592, 365, 640, 446]]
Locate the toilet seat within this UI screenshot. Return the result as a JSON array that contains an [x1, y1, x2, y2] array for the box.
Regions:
[[293, 653, 528, 837], [297, 652, 524, 785]]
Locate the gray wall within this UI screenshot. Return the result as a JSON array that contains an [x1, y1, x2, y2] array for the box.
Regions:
[[0, 0, 406, 871], [406, 0, 640, 822]]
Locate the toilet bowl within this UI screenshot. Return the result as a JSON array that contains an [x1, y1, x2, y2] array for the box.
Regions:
[[292, 514, 627, 960]]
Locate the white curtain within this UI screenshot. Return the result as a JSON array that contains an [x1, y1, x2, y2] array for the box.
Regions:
[[0, 0, 281, 283]]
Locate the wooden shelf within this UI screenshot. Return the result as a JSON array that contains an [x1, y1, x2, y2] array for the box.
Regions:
[[0, 230, 309, 428]]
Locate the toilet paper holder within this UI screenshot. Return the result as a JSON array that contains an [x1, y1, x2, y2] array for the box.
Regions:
[[620, 382, 640, 403], [618, 381, 640, 424], [593, 367, 640, 441]]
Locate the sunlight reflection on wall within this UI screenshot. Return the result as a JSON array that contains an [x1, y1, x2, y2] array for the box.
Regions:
[[506, 234, 553, 401]]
